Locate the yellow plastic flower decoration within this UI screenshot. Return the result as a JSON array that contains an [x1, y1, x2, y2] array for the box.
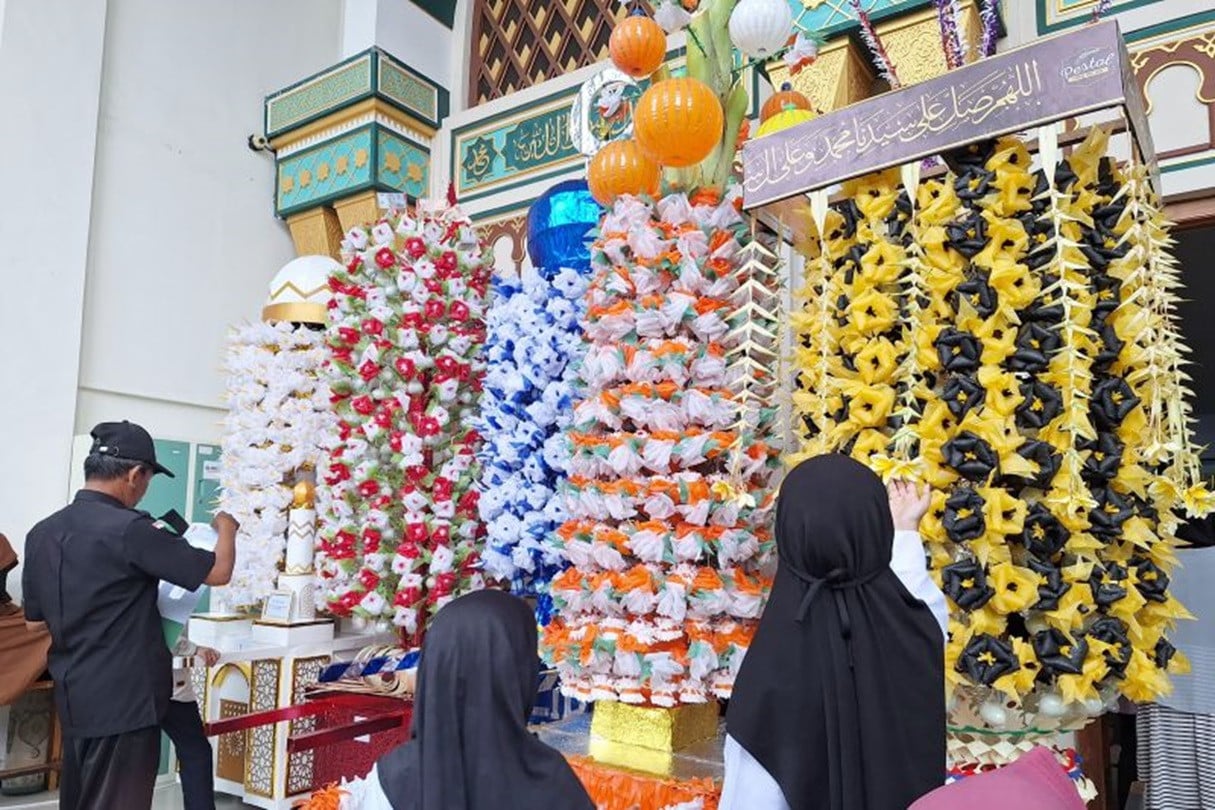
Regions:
[[856, 240, 905, 288], [853, 336, 900, 385], [916, 179, 960, 225], [979, 487, 1028, 536], [844, 384, 897, 429], [977, 367, 1023, 417], [972, 212, 1029, 271], [843, 168, 901, 221], [987, 259, 1041, 310], [974, 313, 1019, 367], [988, 561, 1042, 614], [1045, 580, 1093, 633], [846, 288, 897, 335]]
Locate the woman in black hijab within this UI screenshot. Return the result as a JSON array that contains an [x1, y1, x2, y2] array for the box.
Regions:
[[723, 454, 947, 810], [371, 589, 594, 810]]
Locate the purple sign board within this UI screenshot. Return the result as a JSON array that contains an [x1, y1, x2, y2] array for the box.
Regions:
[[742, 20, 1157, 210]]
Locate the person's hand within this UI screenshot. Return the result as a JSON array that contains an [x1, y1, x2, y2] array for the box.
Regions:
[[888, 479, 931, 532], [199, 647, 221, 667], [212, 511, 239, 534]]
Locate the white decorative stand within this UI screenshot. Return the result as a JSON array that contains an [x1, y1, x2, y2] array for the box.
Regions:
[[277, 505, 318, 622]]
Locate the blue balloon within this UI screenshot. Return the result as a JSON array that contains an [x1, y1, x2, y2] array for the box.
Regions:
[[526, 179, 602, 272]]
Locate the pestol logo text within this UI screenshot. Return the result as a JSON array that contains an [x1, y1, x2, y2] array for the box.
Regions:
[[1060, 47, 1116, 84]]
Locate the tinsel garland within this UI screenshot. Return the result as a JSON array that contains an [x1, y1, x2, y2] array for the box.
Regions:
[[850, 0, 902, 88], [317, 206, 491, 638], [474, 263, 590, 622], [790, 129, 1210, 727], [542, 188, 782, 706], [978, 0, 999, 57], [216, 321, 334, 609]]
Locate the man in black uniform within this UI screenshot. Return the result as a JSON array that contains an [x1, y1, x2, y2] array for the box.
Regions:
[[21, 421, 238, 810]]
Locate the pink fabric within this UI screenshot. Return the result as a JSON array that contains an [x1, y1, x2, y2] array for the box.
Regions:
[[909, 747, 1086, 810]]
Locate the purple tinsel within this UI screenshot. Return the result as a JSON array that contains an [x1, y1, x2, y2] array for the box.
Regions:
[[935, 0, 968, 68], [936, 0, 962, 68], [979, 0, 999, 57]]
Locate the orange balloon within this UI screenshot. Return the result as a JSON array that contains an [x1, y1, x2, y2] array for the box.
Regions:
[[761, 82, 811, 122], [633, 77, 724, 168], [587, 139, 661, 206], [609, 11, 666, 79]]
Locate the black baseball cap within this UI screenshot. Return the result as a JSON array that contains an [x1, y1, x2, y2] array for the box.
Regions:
[[89, 421, 175, 478]]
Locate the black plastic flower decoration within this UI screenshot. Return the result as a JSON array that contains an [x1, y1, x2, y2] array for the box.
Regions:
[[1093, 322, 1125, 372], [957, 634, 1020, 686], [1090, 273, 1123, 321], [943, 375, 986, 419], [1054, 160, 1079, 192], [955, 168, 995, 202], [1092, 377, 1140, 430], [946, 211, 989, 259], [1132, 557, 1170, 603], [1016, 379, 1064, 430], [1013, 440, 1062, 490], [1023, 291, 1064, 324], [943, 140, 996, 173], [886, 190, 913, 237], [1087, 615, 1132, 675], [1091, 562, 1130, 608], [955, 273, 998, 319], [1021, 503, 1070, 559], [1030, 170, 1052, 213], [1033, 628, 1088, 676], [1009, 322, 1061, 373], [944, 487, 987, 542], [936, 328, 983, 373], [1154, 637, 1177, 669], [1090, 486, 1134, 540], [1081, 433, 1124, 483], [943, 432, 1000, 481], [1029, 557, 1070, 610], [942, 559, 996, 611]]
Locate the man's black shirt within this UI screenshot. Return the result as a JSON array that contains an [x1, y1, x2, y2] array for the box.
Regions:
[[22, 490, 215, 738]]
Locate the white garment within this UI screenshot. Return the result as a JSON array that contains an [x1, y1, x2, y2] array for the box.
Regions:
[[171, 633, 199, 702], [341, 764, 396, 810], [719, 530, 949, 810]]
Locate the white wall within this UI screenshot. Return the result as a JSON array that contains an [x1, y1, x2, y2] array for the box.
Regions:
[[341, 0, 456, 100], [0, 0, 108, 586], [76, 0, 343, 445], [374, 0, 455, 93], [0, 0, 344, 596]]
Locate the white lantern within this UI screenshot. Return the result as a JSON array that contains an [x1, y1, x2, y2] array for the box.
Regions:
[[728, 0, 793, 59]]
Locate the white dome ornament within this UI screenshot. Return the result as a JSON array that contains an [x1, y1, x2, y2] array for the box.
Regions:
[[728, 0, 794, 60], [262, 255, 341, 325]]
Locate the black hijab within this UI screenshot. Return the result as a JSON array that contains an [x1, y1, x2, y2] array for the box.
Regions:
[[376, 590, 593, 810], [727, 455, 946, 810]]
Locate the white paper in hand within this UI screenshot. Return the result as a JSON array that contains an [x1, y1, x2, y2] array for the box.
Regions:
[[158, 524, 218, 626]]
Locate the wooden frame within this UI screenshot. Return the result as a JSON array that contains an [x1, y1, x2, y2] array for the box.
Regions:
[[0, 681, 62, 790], [467, 0, 649, 106]]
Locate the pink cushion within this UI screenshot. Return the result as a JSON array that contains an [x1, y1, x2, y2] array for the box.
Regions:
[[909, 747, 1086, 810]]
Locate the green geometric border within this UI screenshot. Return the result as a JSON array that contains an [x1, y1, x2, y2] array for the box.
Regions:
[[265, 48, 449, 138], [410, 0, 456, 28], [275, 123, 432, 217], [1161, 154, 1215, 175], [1125, 8, 1215, 42], [1035, 0, 1165, 35], [450, 46, 762, 204], [790, 0, 935, 39]]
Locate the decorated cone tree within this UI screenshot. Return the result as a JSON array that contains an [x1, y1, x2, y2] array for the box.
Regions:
[[474, 181, 601, 622], [317, 201, 492, 644], [788, 130, 1211, 789], [542, 0, 784, 709]]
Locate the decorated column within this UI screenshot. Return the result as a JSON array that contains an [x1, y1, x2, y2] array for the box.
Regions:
[[316, 200, 492, 643], [541, 0, 786, 759]]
